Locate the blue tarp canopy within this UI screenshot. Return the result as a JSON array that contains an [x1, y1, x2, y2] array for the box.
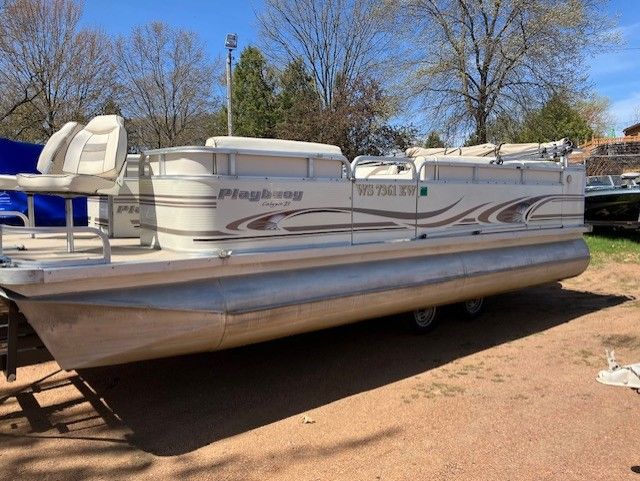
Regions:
[[0, 137, 87, 226]]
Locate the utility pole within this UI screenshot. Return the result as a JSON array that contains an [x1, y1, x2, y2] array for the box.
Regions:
[[225, 33, 238, 136]]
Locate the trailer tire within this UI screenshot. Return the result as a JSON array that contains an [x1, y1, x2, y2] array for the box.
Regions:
[[410, 306, 439, 333], [460, 298, 484, 320]]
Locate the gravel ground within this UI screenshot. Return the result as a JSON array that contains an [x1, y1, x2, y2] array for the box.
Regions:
[[1, 259, 639, 481]]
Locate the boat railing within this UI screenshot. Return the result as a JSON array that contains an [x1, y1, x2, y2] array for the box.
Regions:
[[141, 146, 352, 179], [0, 211, 29, 227], [416, 158, 567, 184], [351, 154, 573, 184], [0, 224, 112, 266]]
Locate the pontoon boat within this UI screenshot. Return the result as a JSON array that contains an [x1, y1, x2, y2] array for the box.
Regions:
[[0, 121, 589, 380]]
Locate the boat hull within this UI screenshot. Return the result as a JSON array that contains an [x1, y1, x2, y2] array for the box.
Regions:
[[585, 189, 640, 229], [15, 237, 589, 369]]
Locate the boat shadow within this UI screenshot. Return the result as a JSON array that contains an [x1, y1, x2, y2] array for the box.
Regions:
[[0, 284, 633, 456]]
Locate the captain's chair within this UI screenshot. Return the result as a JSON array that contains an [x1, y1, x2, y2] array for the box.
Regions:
[[16, 115, 127, 251], [0, 122, 84, 191], [0, 121, 83, 226]]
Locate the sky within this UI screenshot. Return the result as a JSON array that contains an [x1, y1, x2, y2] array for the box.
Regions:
[[80, 1, 263, 60], [81, 0, 640, 135], [588, 1, 640, 133]]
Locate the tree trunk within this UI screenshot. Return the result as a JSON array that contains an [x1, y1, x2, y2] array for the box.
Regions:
[[475, 111, 488, 144]]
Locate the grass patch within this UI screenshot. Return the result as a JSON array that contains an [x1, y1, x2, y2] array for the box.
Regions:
[[585, 231, 640, 266], [413, 382, 465, 398], [599, 334, 640, 350]]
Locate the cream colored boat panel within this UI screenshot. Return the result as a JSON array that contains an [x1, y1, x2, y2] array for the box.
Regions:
[[140, 176, 352, 251], [88, 154, 140, 238], [138, 147, 585, 253]]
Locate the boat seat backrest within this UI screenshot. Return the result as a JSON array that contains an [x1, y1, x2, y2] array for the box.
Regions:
[[62, 115, 127, 178], [205, 135, 344, 177], [360, 165, 398, 179], [36, 121, 84, 174]]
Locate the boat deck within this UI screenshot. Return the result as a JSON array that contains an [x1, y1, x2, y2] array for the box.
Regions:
[[0, 232, 195, 265], [0, 224, 589, 301]]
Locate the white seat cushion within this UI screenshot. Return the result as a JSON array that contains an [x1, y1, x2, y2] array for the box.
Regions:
[[63, 115, 127, 179], [17, 173, 115, 194], [37, 121, 84, 174], [0, 174, 19, 190], [16, 115, 127, 196]]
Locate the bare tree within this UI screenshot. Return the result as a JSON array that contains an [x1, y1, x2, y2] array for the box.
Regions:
[[258, 0, 395, 108], [0, 0, 41, 128], [404, 0, 617, 143], [630, 105, 640, 128], [0, 0, 114, 141], [114, 22, 216, 149]]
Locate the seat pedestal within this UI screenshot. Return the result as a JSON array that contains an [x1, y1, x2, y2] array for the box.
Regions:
[[64, 197, 74, 253]]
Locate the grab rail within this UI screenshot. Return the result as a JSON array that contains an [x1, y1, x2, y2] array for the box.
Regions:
[[141, 146, 352, 179], [351, 156, 418, 180], [416, 158, 565, 184], [0, 225, 112, 265], [0, 211, 29, 227]]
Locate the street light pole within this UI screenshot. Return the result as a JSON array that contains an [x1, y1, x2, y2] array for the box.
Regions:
[[225, 33, 237, 136]]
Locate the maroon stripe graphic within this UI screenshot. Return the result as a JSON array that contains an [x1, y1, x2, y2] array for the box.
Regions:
[[417, 203, 490, 228]]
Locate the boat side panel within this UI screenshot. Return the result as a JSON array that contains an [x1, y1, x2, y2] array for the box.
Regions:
[[139, 163, 586, 253], [584, 190, 640, 226], [563, 167, 585, 226], [139, 176, 353, 251], [0, 227, 586, 298]]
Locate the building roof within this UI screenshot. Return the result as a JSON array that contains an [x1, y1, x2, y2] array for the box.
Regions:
[[623, 122, 640, 136]]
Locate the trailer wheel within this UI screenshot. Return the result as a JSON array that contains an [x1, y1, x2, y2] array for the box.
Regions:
[[410, 306, 439, 333], [460, 298, 484, 320]]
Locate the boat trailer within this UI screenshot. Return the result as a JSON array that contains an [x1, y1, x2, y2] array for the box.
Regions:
[[0, 301, 46, 382]]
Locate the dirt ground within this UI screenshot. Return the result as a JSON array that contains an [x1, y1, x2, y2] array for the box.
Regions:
[[1, 259, 640, 481]]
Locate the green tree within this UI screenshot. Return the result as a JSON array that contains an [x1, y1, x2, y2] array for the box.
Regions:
[[275, 58, 322, 141], [205, 107, 230, 138], [321, 75, 414, 158], [516, 95, 593, 145], [424, 131, 444, 148], [232, 46, 277, 137]]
